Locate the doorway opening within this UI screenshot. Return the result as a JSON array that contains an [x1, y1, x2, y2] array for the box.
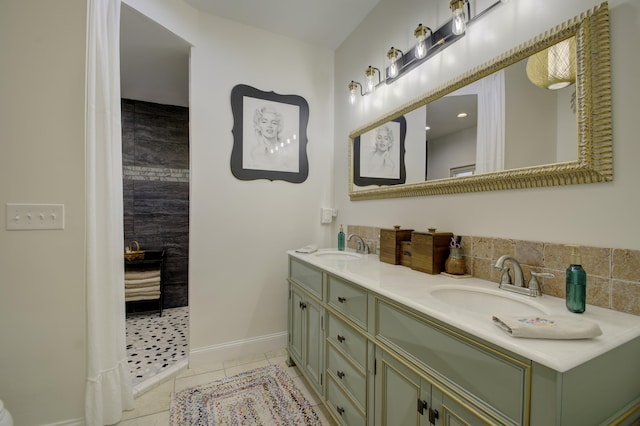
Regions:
[[120, 4, 191, 393]]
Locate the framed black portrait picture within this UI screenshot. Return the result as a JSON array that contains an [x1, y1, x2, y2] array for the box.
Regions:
[[353, 115, 406, 187], [230, 84, 309, 183]]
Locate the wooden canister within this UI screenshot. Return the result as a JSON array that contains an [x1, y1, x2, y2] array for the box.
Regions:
[[380, 226, 414, 265], [410, 229, 453, 274]]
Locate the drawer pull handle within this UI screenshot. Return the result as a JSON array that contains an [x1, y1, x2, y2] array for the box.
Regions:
[[417, 398, 428, 415], [337, 334, 346, 343], [337, 370, 345, 379], [338, 296, 347, 303], [336, 406, 345, 416], [429, 408, 440, 424]]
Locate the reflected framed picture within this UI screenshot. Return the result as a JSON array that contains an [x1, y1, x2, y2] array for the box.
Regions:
[[353, 116, 406, 186], [230, 84, 309, 183]]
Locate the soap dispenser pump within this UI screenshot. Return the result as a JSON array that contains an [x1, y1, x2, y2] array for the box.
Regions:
[[338, 225, 345, 251], [566, 246, 586, 313]]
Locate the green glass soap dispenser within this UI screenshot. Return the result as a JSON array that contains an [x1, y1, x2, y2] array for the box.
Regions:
[[338, 225, 345, 251], [566, 246, 587, 313]]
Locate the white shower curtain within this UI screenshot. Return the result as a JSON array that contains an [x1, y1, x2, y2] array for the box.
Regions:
[[84, 0, 134, 424], [475, 69, 506, 174]]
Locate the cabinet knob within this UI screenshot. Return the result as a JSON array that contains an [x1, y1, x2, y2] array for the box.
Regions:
[[337, 370, 345, 379], [338, 296, 347, 303], [299, 301, 307, 310], [337, 334, 346, 343], [336, 406, 345, 416]]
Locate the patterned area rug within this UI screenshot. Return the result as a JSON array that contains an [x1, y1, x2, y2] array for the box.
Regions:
[[170, 365, 320, 425]]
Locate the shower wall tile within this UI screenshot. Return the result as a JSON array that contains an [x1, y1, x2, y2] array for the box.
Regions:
[[135, 139, 189, 169], [122, 98, 189, 309]]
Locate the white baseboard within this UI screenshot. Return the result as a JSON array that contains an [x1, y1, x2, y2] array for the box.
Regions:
[[44, 418, 84, 426], [189, 331, 288, 368]]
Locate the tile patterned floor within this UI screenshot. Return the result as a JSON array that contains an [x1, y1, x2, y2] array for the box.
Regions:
[[115, 349, 337, 425], [126, 307, 190, 388]]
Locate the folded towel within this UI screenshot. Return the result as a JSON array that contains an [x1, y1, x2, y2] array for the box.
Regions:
[[125, 288, 160, 298], [125, 293, 161, 302], [125, 280, 160, 289], [295, 245, 317, 254], [492, 315, 602, 339], [124, 270, 161, 280], [124, 284, 160, 294], [125, 277, 161, 285]]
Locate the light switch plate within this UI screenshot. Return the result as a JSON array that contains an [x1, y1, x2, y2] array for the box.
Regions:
[[6, 203, 65, 230]]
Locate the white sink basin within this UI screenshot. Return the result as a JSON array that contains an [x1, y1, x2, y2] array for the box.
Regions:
[[312, 250, 363, 260], [428, 285, 550, 316]]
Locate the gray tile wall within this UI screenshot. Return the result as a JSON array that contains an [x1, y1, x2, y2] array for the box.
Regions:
[[122, 99, 189, 308]]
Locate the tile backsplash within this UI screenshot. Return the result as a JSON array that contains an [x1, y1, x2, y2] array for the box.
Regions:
[[346, 225, 640, 316]]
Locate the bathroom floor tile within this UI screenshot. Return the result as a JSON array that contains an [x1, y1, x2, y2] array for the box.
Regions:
[[126, 306, 189, 387]]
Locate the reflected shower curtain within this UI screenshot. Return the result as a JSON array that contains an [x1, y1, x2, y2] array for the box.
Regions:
[[84, 0, 134, 424], [475, 69, 505, 174]]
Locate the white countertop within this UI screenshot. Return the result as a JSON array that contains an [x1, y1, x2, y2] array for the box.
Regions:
[[288, 249, 640, 373]]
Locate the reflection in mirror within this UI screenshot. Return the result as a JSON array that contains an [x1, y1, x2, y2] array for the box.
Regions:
[[349, 3, 611, 200]]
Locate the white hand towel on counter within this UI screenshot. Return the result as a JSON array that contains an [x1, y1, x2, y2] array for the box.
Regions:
[[492, 315, 602, 339]]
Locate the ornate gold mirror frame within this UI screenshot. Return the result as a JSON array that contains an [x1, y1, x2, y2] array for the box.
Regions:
[[349, 2, 611, 200]]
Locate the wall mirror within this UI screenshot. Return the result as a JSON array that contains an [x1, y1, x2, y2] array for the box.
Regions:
[[349, 2, 611, 200]]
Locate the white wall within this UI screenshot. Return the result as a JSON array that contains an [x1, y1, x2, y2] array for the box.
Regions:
[[0, 1, 87, 424], [334, 0, 640, 250], [124, 0, 336, 362]]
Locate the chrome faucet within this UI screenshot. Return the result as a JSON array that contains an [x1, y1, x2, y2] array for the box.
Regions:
[[347, 233, 370, 254], [494, 255, 525, 287], [493, 255, 554, 297]]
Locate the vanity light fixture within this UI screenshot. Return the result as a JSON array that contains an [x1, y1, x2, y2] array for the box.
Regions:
[[526, 37, 576, 90], [387, 47, 404, 78], [348, 80, 364, 104], [414, 24, 432, 60], [365, 65, 382, 94], [347, 0, 508, 103]]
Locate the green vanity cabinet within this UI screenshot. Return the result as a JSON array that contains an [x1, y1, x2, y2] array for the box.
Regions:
[[288, 279, 325, 397], [287, 254, 640, 425]]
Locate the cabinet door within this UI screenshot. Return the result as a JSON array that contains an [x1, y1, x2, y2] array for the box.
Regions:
[[431, 387, 495, 426], [375, 349, 430, 426], [304, 296, 324, 394], [289, 284, 304, 364]]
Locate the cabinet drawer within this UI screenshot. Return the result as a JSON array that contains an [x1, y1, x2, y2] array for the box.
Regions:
[[289, 257, 323, 299], [375, 298, 529, 425], [327, 375, 366, 426], [327, 314, 367, 371], [327, 275, 367, 329], [327, 344, 366, 409]]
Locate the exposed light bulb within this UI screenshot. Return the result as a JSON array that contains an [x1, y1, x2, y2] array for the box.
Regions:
[[366, 75, 375, 93], [414, 24, 430, 60], [452, 9, 466, 35], [389, 60, 398, 78], [450, 0, 467, 35], [348, 81, 359, 104], [416, 38, 427, 59], [387, 47, 402, 78], [365, 66, 378, 94]]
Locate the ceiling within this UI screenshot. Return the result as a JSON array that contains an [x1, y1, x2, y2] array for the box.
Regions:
[[120, 0, 382, 106], [182, 0, 382, 50]]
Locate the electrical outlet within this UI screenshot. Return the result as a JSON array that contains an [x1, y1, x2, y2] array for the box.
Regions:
[[6, 203, 65, 230], [321, 208, 333, 224]]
